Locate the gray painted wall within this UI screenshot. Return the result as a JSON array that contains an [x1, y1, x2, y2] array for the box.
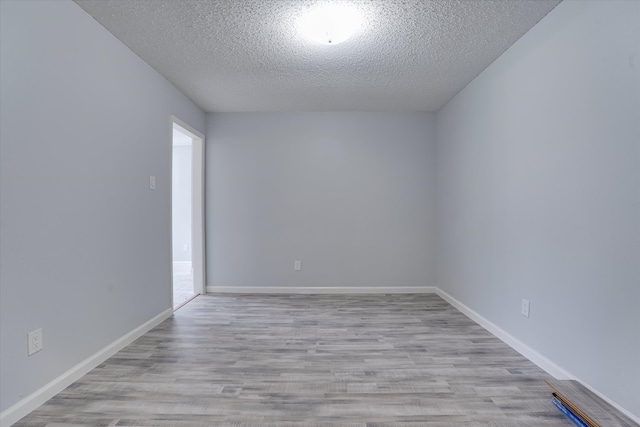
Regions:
[[206, 113, 436, 288], [0, 0, 205, 411], [436, 0, 640, 418], [2, 0, 638, 421]]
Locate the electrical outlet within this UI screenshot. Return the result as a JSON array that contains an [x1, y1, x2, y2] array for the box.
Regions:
[[149, 175, 156, 190], [28, 328, 43, 356], [183, 243, 188, 251], [521, 299, 530, 318], [294, 260, 301, 271]]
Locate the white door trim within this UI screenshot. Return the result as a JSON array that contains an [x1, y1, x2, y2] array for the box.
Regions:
[[170, 116, 206, 303]]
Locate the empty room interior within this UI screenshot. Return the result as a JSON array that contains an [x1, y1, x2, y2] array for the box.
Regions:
[[1, 0, 639, 425]]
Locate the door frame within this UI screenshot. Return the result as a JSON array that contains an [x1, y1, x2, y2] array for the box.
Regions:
[[170, 115, 206, 307]]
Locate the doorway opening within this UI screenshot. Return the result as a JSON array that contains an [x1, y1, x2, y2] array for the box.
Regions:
[[171, 117, 205, 310]]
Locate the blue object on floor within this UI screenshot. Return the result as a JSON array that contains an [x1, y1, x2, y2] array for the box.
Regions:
[[551, 395, 589, 427]]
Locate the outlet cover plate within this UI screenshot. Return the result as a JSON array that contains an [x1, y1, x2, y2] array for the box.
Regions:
[[521, 299, 530, 318], [28, 328, 43, 356]]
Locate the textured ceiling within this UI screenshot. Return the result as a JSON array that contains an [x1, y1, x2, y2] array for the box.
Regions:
[[74, 0, 561, 112]]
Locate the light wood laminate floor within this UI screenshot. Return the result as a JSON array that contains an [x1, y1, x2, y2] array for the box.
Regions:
[[172, 262, 195, 310], [16, 294, 575, 426]]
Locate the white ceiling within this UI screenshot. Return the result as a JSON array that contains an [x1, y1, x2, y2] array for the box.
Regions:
[[74, 0, 561, 113]]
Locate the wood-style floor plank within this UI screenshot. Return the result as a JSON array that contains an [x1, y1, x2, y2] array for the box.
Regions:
[[15, 294, 575, 426]]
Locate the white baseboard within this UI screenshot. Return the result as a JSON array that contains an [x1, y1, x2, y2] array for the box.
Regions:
[[4, 289, 638, 425], [434, 288, 573, 379], [575, 376, 640, 425], [206, 286, 438, 294], [173, 261, 192, 266], [0, 308, 173, 427], [434, 288, 640, 425]]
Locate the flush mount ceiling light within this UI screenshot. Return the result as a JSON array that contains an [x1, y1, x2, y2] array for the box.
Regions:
[[296, 3, 363, 45]]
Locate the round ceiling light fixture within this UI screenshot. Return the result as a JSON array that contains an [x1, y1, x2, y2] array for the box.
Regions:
[[296, 3, 363, 45]]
